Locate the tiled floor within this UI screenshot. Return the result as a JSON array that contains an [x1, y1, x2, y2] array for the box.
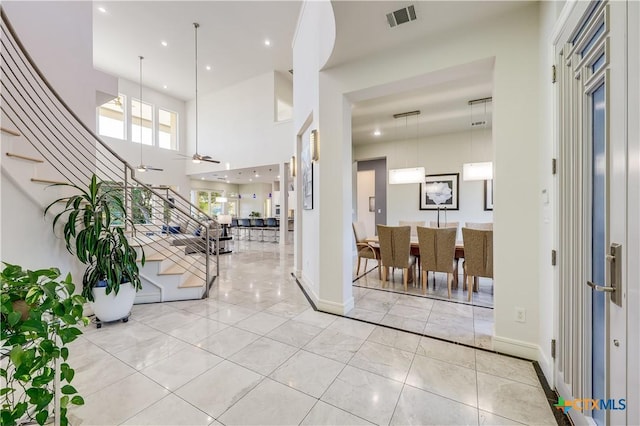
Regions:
[[350, 264, 494, 349], [67, 238, 557, 425]]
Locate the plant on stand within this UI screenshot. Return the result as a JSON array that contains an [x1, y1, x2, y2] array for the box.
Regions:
[[1, 263, 88, 426], [44, 174, 145, 325]]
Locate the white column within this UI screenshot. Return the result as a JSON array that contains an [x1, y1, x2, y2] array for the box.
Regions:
[[279, 161, 289, 246]]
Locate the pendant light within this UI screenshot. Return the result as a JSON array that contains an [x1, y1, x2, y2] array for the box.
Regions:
[[135, 55, 163, 172], [190, 22, 220, 164], [462, 97, 492, 181], [388, 110, 425, 184]]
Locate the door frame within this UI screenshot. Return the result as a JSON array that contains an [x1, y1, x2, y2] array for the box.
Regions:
[[551, 1, 638, 424]]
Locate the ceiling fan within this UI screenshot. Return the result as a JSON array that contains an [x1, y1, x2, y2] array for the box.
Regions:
[[182, 22, 220, 165], [135, 55, 163, 172]]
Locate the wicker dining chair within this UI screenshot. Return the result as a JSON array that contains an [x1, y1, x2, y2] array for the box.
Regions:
[[416, 226, 457, 297], [377, 225, 416, 291], [461, 227, 493, 302]]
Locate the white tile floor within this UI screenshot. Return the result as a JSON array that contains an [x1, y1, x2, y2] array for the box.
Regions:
[[67, 238, 557, 425]]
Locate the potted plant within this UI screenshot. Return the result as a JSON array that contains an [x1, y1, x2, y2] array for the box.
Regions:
[[1, 262, 88, 426], [44, 174, 145, 325]]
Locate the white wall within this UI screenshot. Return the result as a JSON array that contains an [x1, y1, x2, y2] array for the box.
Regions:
[[294, 2, 543, 357], [1, 2, 106, 282], [237, 183, 273, 218], [292, 0, 338, 310], [355, 130, 494, 238], [184, 72, 294, 176]]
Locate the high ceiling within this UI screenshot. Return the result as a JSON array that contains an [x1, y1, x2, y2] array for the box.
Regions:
[[92, 1, 531, 183]]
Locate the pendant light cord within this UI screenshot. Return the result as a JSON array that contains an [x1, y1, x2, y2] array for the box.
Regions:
[[194, 22, 199, 155], [139, 55, 144, 165]]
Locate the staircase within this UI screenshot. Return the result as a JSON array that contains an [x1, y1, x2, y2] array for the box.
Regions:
[[0, 9, 219, 303]]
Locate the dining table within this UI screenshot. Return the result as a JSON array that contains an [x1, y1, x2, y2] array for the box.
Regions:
[[365, 236, 465, 287]]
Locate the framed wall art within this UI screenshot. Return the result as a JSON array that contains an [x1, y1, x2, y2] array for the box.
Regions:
[[420, 173, 459, 210], [302, 135, 313, 210]]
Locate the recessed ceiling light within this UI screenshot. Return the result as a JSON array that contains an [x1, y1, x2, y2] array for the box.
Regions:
[[224, 175, 228, 178], [226, 163, 230, 170], [201, 177, 205, 180], [205, 65, 212, 71], [161, 41, 168, 47], [374, 130, 381, 136], [264, 39, 271, 46], [98, 7, 107, 13], [163, 85, 168, 89], [226, 180, 230, 183], [249, 178, 253, 182], [277, 175, 280, 179]]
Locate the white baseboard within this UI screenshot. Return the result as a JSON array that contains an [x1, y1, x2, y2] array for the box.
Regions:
[[537, 346, 554, 388], [492, 335, 540, 360], [317, 296, 354, 316], [296, 274, 354, 315]]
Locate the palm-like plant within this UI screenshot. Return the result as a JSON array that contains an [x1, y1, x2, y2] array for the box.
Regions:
[[44, 174, 144, 301]]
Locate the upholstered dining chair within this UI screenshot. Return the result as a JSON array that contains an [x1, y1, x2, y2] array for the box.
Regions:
[[461, 227, 493, 302], [465, 222, 493, 230], [429, 221, 459, 230], [416, 226, 457, 298], [376, 225, 416, 291], [399, 220, 425, 237], [352, 221, 380, 277]]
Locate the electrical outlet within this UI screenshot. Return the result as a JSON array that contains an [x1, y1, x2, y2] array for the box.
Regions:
[[515, 307, 526, 323]]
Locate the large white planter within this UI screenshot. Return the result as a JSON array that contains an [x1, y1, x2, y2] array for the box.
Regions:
[[91, 282, 136, 323]]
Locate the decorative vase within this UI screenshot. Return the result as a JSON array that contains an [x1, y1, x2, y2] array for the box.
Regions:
[[91, 281, 135, 323]]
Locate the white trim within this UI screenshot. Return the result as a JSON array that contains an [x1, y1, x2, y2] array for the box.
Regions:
[[317, 296, 354, 316], [537, 347, 554, 387], [296, 273, 354, 315], [492, 336, 539, 360]]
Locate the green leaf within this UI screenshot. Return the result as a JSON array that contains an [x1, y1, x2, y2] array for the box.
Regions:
[[7, 311, 21, 327], [61, 347, 69, 360], [60, 395, 69, 409], [60, 384, 77, 395], [35, 409, 48, 425], [9, 346, 23, 368], [70, 395, 84, 406], [0, 387, 14, 396], [12, 402, 27, 420]]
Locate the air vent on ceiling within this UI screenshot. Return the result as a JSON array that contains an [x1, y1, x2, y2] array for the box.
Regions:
[[386, 5, 416, 28]]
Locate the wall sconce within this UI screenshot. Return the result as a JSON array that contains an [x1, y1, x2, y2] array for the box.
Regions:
[[310, 129, 319, 161], [289, 155, 296, 177]]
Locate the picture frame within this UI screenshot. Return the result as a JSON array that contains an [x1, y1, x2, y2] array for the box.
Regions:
[[484, 179, 493, 211], [302, 136, 313, 210], [420, 173, 459, 210]]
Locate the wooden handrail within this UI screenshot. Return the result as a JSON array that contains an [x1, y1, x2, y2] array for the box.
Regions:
[[30, 178, 67, 185], [6, 152, 44, 163], [1, 127, 21, 136]]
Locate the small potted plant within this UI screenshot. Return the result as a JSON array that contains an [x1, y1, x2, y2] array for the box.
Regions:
[[44, 174, 145, 325], [1, 262, 88, 426]]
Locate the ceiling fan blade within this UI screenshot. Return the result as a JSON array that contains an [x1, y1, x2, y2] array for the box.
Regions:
[[136, 164, 164, 172], [201, 157, 221, 164]]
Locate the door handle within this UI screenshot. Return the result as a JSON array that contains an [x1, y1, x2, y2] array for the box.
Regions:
[[586, 280, 615, 292], [586, 243, 622, 306]]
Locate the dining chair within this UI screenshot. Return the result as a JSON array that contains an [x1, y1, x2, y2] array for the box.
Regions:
[[429, 221, 459, 230], [352, 221, 380, 277], [416, 226, 457, 298], [399, 220, 425, 237], [461, 227, 493, 302], [465, 222, 493, 230], [377, 225, 416, 291]]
